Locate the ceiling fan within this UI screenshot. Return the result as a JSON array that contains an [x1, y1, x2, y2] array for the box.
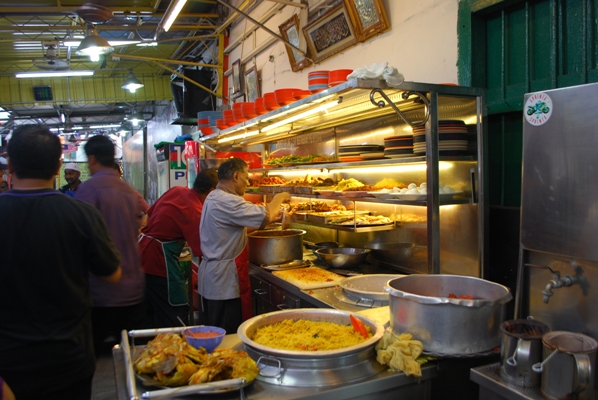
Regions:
[[33, 42, 70, 71]]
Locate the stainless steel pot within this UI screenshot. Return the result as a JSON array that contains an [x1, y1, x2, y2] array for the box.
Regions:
[[248, 229, 305, 265], [368, 242, 425, 264], [340, 274, 405, 302], [237, 308, 385, 387], [385, 274, 512, 355]]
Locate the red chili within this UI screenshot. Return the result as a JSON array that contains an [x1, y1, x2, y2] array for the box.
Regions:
[[350, 314, 368, 339]]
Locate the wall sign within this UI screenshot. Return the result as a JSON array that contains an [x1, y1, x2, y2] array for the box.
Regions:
[[33, 86, 53, 101]]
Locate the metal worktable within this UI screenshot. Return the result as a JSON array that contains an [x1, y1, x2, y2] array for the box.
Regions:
[[470, 363, 543, 400], [113, 334, 437, 399]]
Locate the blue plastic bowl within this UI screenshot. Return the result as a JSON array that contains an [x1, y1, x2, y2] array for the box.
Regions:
[[183, 326, 226, 353]]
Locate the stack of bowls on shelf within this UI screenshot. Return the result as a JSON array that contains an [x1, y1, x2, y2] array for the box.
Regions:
[[231, 102, 247, 123], [198, 111, 222, 135], [328, 69, 353, 87], [274, 88, 299, 106], [308, 70, 329, 93], [412, 120, 469, 155], [263, 92, 281, 111], [254, 97, 268, 115], [223, 109, 236, 127], [383, 135, 414, 158], [338, 144, 384, 162], [215, 118, 228, 130], [241, 102, 258, 120]]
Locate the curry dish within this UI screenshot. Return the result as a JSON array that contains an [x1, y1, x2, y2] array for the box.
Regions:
[[252, 319, 372, 351]]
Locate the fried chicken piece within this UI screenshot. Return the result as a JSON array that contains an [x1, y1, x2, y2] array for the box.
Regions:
[[155, 361, 201, 387], [134, 333, 207, 375], [188, 348, 259, 385]]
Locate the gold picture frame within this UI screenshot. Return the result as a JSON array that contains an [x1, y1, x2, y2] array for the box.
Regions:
[[343, 0, 390, 42], [302, 4, 357, 64], [231, 59, 242, 96], [244, 66, 260, 102], [279, 14, 312, 72]]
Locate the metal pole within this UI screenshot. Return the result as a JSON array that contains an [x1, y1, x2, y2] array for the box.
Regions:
[[143, 125, 148, 200]]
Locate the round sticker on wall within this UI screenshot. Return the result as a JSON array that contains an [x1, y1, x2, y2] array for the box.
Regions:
[[525, 92, 553, 126]]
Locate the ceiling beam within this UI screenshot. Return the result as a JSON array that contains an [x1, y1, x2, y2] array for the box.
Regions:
[[0, 24, 218, 32]]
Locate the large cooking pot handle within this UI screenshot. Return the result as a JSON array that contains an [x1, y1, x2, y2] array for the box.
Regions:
[[572, 353, 591, 394], [256, 355, 283, 378], [532, 347, 558, 373]]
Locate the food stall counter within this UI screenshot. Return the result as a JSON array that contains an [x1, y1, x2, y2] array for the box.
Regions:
[[113, 334, 437, 400]]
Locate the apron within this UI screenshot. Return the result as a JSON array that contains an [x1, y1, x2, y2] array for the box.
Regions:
[[234, 244, 253, 321], [138, 233, 188, 306]]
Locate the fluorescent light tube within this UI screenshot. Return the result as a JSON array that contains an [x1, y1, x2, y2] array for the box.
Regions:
[[15, 70, 94, 78], [261, 100, 339, 133], [163, 0, 188, 32]]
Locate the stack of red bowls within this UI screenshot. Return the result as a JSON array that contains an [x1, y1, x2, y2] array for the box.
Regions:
[[200, 127, 213, 135], [328, 69, 353, 87], [241, 102, 258, 120], [292, 89, 311, 100], [254, 97, 268, 115], [223, 109, 236, 126], [197, 118, 210, 131], [232, 102, 247, 123], [215, 119, 228, 130], [263, 92, 280, 111], [274, 88, 300, 106], [308, 70, 329, 93]]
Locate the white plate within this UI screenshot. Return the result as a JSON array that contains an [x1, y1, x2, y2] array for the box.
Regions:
[[388, 192, 463, 201], [341, 191, 373, 198], [366, 191, 393, 198], [317, 190, 341, 196]]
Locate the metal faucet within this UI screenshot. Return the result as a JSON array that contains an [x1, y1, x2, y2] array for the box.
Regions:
[[542, 271, 580, 303]]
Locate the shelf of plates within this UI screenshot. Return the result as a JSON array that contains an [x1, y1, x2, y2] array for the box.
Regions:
[[228, 80, 488, 276]]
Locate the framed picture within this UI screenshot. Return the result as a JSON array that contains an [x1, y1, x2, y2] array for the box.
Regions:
[[231, 59, 242, 96], [302, 3, 357, 63], [343, 0, 390, 42], [244, 66, 260, 102], [279, 14, 312, 72]]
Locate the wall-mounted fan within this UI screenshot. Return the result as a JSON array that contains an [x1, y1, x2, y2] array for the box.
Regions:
[[33, 43, 70, 70]]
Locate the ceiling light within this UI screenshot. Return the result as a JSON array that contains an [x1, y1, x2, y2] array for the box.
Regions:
[[75, 27, 114, 62], [121, 71, 144, 93], [15, 70, 94, 78], [161, 0, 188, 32], [136, 41, 158, 47], [89, 124, 122, 129], [64, 39, 140, 47], [126, 112, 144, 126]]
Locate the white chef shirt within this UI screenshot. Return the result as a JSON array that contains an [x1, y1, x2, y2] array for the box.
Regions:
[[198, 188, 269, 299]]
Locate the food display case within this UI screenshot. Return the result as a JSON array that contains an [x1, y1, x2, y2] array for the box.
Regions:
[[200, 79, 487, 277]]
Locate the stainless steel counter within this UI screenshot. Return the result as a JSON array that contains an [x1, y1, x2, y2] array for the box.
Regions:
[[113, 334, 437, 400], [470, 363, 543, 400]]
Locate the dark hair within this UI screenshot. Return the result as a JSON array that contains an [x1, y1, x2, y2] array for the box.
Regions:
[[7, 125, 62, 180], [217, 158, 247, 181], [84, 135, 115, 167], [193, 168, 218, 194]]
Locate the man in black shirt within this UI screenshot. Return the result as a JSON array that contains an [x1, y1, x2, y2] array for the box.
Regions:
[[0, 126, 122, 400]]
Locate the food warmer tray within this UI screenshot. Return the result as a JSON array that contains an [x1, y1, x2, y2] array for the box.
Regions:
[[113, 331, 437, 400]]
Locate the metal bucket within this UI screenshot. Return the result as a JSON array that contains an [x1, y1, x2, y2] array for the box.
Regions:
[[248, 229, 305, 265], [385, 274, 512, 355]]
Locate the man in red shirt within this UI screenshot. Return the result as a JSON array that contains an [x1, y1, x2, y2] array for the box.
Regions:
[[139, 169, 218, 327]]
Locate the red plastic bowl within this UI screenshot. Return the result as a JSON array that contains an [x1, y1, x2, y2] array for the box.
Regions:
[[274, 88, 300, 106], [263, 92, 281, 111], [329, 69, 353, 83], [292, 89, 311, 100], [254, 97, 268, 115], [241, 103, 258, 119]]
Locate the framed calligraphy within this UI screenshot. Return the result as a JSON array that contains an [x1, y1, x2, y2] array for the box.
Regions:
[[244, 66, 260, 102], [343, 0, 390, 42], [302, 3, 357, 64], [279, 14, 312, 72]]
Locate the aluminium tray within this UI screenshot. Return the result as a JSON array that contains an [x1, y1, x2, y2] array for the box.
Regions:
[[307, 210, 370, 224]]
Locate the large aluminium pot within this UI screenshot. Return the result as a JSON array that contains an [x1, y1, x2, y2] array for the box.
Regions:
[[385, 274, 512, 356], [237, 308, 385, 387], [247, 229, 306, 265]]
